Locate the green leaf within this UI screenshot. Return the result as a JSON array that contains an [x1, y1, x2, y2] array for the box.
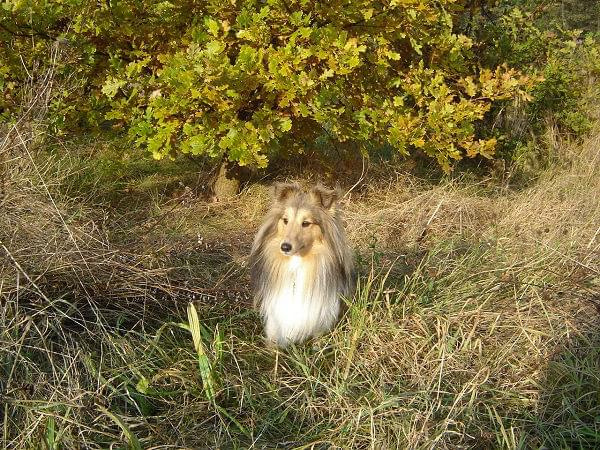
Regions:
[[101, 77, 126, 99], [279, 117, 292, 132], [187, 302, 217, 403], [136, 376, 150, 394], [204, 17, 219, 37]]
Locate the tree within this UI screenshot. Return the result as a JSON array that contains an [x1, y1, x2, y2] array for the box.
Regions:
[[2, 0, 535, 190]]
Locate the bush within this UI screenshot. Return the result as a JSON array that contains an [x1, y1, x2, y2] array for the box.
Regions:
[[461, 2, 600, 162], [1, 1, 535, 172]]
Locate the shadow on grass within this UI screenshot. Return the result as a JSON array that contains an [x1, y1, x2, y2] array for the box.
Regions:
[[527, 296, 600, 447]]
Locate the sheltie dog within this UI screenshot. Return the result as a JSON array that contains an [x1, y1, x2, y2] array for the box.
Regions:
[[249, 182, 355, 347]]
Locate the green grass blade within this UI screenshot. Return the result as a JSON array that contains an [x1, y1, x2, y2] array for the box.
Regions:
[[96, 405, 142, 450], [187, 302, 217, 403]]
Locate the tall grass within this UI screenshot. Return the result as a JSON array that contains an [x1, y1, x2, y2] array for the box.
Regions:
[[1, 116, 599, 447]]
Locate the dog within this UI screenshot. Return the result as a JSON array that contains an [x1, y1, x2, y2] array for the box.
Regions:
[[249, 182, 355, 347]]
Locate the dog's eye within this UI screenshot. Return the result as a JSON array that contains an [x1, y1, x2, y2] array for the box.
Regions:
[[301, 221, 311, 228], [282, 218, 288, 225]]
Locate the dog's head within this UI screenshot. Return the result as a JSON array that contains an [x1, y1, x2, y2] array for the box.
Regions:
[[270, 182, 341, 257]]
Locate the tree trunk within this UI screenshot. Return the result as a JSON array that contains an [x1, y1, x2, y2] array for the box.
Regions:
[[212, 160, 242, 201]]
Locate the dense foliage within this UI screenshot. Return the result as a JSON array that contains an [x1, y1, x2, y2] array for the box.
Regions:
[[463, 2, 600, 146], [1, 0, 598, 171]]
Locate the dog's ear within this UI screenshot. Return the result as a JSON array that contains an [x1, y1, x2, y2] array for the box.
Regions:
[[310, 184, 341, 211], [272, 182, 300, 204]]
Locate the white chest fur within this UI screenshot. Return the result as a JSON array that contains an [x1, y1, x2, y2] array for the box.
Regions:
[[262, 256, 339, 346]]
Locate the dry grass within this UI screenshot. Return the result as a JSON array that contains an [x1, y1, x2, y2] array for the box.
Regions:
[[1, 116, 599, 448]]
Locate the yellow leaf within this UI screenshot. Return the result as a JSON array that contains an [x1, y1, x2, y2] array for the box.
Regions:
[[412, 137, 425, 148], [321, 68, 335, 79]]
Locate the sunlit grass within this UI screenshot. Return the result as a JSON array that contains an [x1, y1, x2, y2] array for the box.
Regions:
[[1, 131, 599, 448]]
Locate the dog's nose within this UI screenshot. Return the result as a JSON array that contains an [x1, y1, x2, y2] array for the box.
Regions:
[[280, 242, 292, 253]]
